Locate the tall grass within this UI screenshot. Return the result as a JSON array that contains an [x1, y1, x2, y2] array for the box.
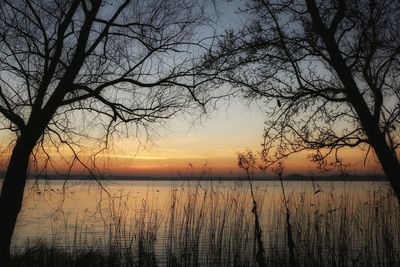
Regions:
[[10, 180, 400, 266]]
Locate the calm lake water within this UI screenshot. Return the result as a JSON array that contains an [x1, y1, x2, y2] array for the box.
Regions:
[[10, 179, 399, 265]]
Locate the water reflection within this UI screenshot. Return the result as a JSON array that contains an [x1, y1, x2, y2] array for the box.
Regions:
[[12, 179, 399, 265]]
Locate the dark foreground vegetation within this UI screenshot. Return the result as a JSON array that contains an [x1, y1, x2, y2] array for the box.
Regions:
[[9, 182, 400, 267]]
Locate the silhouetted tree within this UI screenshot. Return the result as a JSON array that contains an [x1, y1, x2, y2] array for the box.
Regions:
[[204, 0, 400, 196], [0, 0, 216, 263]]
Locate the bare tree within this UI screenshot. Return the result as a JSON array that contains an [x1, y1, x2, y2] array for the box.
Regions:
[[0, 0, 217, 263], [204, 0, 400, 195]]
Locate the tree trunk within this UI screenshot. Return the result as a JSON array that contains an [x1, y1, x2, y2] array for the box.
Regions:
[[305, 0, 400, 200], [333, 48, 400, 200], [327, 39, 400, 199], [0, 134, 37, 266], [381, 160, 400, 199], [368, 132, 400, 198]]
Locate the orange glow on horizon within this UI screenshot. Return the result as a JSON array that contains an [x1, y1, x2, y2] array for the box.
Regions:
[[0, 102, 386, 178], [0, 145, 383, 178], [34, 146, 383, 178]]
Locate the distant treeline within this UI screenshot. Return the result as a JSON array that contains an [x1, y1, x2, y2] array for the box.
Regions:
[[0, 173, 386, 182]]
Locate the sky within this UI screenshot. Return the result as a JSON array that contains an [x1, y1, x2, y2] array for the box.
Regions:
[[0, 0, 385, 178], [98, 99, 267, 177], [85, 1, 383, 178], [85, 97, 383, 178]]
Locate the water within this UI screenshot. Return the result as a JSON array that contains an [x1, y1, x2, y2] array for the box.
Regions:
[[10, 179, 399, 265]]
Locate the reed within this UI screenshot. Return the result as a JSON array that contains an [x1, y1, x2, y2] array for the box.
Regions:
[[10, 180, 400, 266]]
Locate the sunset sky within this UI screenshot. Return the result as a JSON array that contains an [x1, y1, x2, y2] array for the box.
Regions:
[[87, 98, 383, 178], [80, 1, 384, 178], [0, 1, 385, 178]]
